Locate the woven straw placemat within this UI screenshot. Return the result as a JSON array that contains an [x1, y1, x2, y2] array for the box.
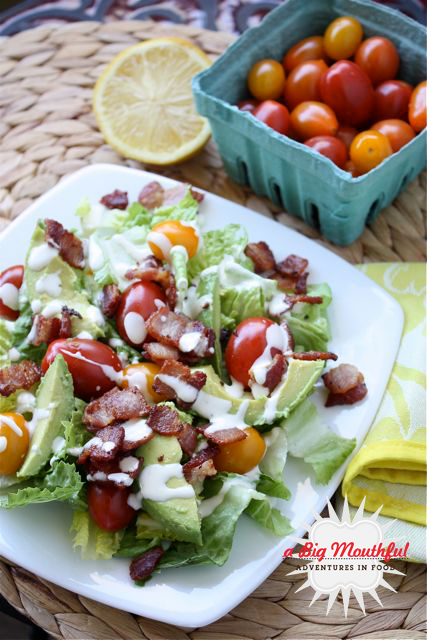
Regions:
[[0, 19, 425, 640]]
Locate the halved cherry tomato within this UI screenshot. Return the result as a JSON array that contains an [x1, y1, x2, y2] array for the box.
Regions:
[[121, 362, 163, 403], [290, 101, 338, 140], [409, 80, 427, 133], [0, 265, 24, 321], [284, 59, 328, 111], [355, 36, 399, 87], [213, 427, 266, 474], [372, 119, 415, 152], [247, 59, 285, 101], [237, 98, 259, 113], [320, 60, 374, 126], [336, 125, 358, 150], [0, 413, 29, 475], [253, 100, 290, 135], [147, 220, 199, 261], [88, 483, 136, 532], [305, 135, 348, 168], [324, 16, 363, 60], [225, 317, 275, 388], [374, 80, 412, 121], [283, 36, 326, 72], [116, 281, 167, 348], [350, 130, 392, 174], [42, 338, 122, 401]]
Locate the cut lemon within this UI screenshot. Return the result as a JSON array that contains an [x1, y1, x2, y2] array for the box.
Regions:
[[93, 37, 211, 165]]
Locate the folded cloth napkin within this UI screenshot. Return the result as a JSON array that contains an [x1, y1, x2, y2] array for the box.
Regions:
[[341, 263, 426, 547]]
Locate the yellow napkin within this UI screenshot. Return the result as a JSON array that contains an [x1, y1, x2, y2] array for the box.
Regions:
[[342, 263, 426, 531]]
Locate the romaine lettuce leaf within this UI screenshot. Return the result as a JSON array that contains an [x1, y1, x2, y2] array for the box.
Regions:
[[257, 427, 291, 500], [151, 187, 199, 226], [245, 498, 292, 536], [188, 224, 253, 279], [70, 510, 124, 559], [115, 526, 161, 558], [287, 283, 332, 352]]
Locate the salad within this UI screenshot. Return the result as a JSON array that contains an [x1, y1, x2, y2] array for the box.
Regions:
[[0, 180, 367, 584]]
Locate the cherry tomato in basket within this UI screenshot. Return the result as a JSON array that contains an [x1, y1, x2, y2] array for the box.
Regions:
[[214, 427, 266, 474], [305, 135, 348, 168], [283, 36, 326, 72], [284, 59, 329, 111], [290, 101, 338, 140], [324, 15, 363, 60], [148, 220, 199, 261], [88, 483, 136, 532], [116, 281, 167, 349], [408, 80, 427, 133], [42, 338, 122, 401], [372, 119, 415, 152], [374, 80, 412, 121], [0, 265, 24, 321], [237, 98, 259, 113], [320, 60, 374, 126], [0, 413, 29, 475], [121, 362, 163, 403], [336, 125, 358, 150], [354, 36, 399, 87], [253, 100, 290, 135], [247, 59, 286, 101], [349, 130, 392, 174]]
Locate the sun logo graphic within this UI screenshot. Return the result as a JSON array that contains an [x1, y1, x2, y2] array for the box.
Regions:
[[284, 496, 408, 617]]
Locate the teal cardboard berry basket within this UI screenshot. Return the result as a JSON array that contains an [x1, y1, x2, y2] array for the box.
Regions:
[[192, 0, 426, 246]]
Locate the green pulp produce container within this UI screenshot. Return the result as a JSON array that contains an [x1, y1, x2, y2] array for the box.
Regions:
[[193, 0, 426, 246]]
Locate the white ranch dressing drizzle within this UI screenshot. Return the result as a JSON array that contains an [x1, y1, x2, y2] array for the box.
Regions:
[[124, 311, 146, 344], [155, 374, 198, 404], [249, 323, 289, 386], [0, 283, 19, 311], [268, 293, 291, 317], [76, 331, 93, 340], [16, 391, 36, 414], [28, 243, 58, 271], [87, 305, 105, 327], [199, 475, 254, 518], [31, 299, 42, 313], [88, 235, 105, 271], [0, 414, 23, 437], [112, 234, 152, 263], [109, 337, 124, 348], [41, 299, 64, 318], [178, 331, 202, 353], [35, 272, 62, 297], [179, 288, 212, 319], [139, 463, 195, 501], [86, 471, 133, 487], [61, 349, 123, 385], [8, 347, 21, 362], [146, 231, 172, 259], [0, 436, 7, 453], [122, 418, 153, 444], [119, 456, 139, 473], [25, 407, 52, 437], [154, 298, 166, 309], [51, 436, 65, 454], [225, 377, 245, 398], [204, 399, 249, 435], [122, 370, 151, 402]]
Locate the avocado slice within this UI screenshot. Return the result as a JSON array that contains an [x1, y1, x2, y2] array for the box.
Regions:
[[18, 355, 74, 477], [193, 359, 325, 425], [25, 224, 104, 338], [136, 435, 202, 545]]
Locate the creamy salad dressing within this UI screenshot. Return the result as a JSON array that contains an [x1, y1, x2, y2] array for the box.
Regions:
[[199, 474, 256, 518], [156, 374, 199, 404], [16, 391, 36, 414], [61, 349, 123, 385], [41, 299, 64, 318], [76, 331, 93, 340], [139, 463, 195, 501], [119, 456, 139, 473], [204, 399, 249, 436], [0, 414, 23, 437], [122, 369, 150, 400], [0, 436, 7, 453], [249, 323, 290, 386], [146, 231, 172, 259], [112, 234, 152, 263], [35, 272, 62, 297], [122, 418, 153, 444], [0, 283, 19, 311], [8, 348, 21, 362], [88, 236, 104, 271], [178, 331, 202, 353], [124, 311, 146, 344], [28, 243, 58, 271], [31, 299, 42, 313], [268, 293, 291, 317]]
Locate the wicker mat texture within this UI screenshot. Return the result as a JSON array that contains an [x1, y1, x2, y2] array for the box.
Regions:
[[0, 20, 426, 640]]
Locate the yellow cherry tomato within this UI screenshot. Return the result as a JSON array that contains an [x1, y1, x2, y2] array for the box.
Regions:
[[324, 16, 363, 60], [350, 130, 392, 174], [0, 412, 29, 475], [247, 59, 286, 101], [213, 427, 266, 474], [121, 362, 163, 403], [147, 220, 199, 261]]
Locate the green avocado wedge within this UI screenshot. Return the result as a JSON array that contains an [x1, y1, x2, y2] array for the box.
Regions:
[[18, 355, 74, 477]]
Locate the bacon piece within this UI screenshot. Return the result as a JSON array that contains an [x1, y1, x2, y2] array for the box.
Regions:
[[0, 360, 41, 397], [186, 459, 217, 485], [203, 427, 247, 445], [295, 271, 309, 294], [59, 306, 81, 339], [264, 353, 287, 393], [281, 319, 295, 352], [85, 454, 141, 479], [285, 294, 323, 308], [138, 181, 165, 209], [130, 547, 164, 582], [100, 284, 121, 318], [146, 309, 214, 360], [244, 241, 276, 274], [147, 404, 182, 436], [100, 189, 128, 210], [271, 272, 298, 292], [83, 387, 150, 432], [190, 187, 204, 203], [125, 256, 176, 310], [290, 351, 338, 361], [152, 359, 206, 409], [276, 254, 308, 279], [163, 184, 186, 206], [323, 363, 368, 407], [178, 423, 198, 456], [182, 443, 219, 482], [32, 315, 60, 346], [121, 424, 154, 452], [143, 342, 180, 364], [45, 218, 84, 269], [77, 425, 125, 465]]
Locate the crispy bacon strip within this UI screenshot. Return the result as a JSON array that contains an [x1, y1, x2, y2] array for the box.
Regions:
[[264, 353, 287, 393], [285, 294, 323, 308], [152, 359, 206, 410], [130, 547, 164, 582], [276, 254, 308, 279], [323, 363, 368, 407], [143, 342, 180, 364], [290, 351, 338, 361], [147, 404, 182, 436], [203, 427, 247, 445], [146, 309, 214, 360], [100, 189, 128, 210], [244, 241, 276, 274], [32, 306, 81, 345], [83, 387, 150, 432], [85, 454, 141, 479], [182, 444, 219, 482], [281, 318, 295, 352], [100, 284, 121, 318], [45, 218, 85, 269], [0, 360, 41, 397], [295, 271, 309, 294], [178, 423, 198, 456], [190, 187, 204, 203], [77, 425, 125, 465], [125, 255, 176, 310], [138, 181, 164, 209]]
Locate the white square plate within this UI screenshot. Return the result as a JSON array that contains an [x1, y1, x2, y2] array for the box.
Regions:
[[0, 164, 403, 627]]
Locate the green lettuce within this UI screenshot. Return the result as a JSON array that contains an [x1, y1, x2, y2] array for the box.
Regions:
[[287, 284, 332, 352], [245, 498, 292, 536], [151, 187, 199, 226], [195, 270, 223, 376], [188, 224, 253, 279], [0, 319, 12, 362], [257, 427, 291, 500], [115, 526, 161, 558], [71, 510, 124, 559]]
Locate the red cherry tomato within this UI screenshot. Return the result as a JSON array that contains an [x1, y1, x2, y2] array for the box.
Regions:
[[336, 125, 358, 150], [88, 483, 136, 532], [350, 130, 392, 174], [42, 338, 122, 401], [409, 80, 427, 133], [225, 317, 275, 388], [116, 281, 167, 348], [372, 119, 415, 152], [247, 59, 286, 101], [374, 80, 412, 121], [344, 160, 360, 178], [253, 100, 290, 135], [0, 265, 24, 321], [284, 60, 329, 111], [324, 16, 363, 60], [320, 60, 374, 126], [305, 135, 348, 168], [290, 101, 338, 140], [354, 36, 399, 87], [283, 36, 326, 72], [237, 98, 259, 113]]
